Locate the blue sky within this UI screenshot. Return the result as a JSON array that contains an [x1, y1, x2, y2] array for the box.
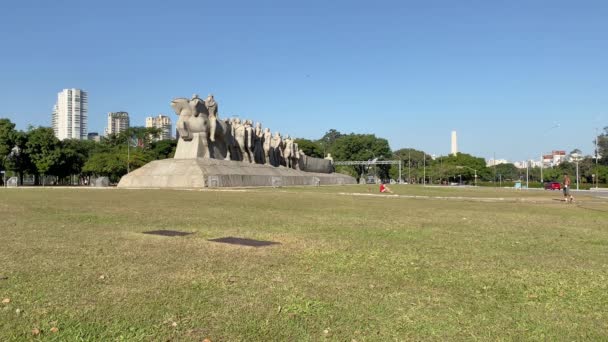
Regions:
[[0, 0, 606, 161]]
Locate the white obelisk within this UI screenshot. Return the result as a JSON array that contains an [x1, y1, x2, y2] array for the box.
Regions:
[[451, 130, 458, 156]]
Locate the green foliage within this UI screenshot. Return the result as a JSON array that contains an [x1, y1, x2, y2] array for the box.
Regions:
[[83, 146, 153, 182], [596, 127, 608, 165], [0, 119, 17, 167], [330, 133, 392, 179], [429, 153, 487, 183], [389, 148, 431, 182], [150, 139, 177, 159], [493, 163, 520, 181], [25, 127, 61, 176], [293, 138, 323, 158], [317, 128, 343, 154]]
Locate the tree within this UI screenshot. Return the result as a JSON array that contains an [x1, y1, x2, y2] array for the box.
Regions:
[[430, 153, 487, 184], [596, 127, 608, 165], [25, 127, 61, 183], [50, 139, 96, 182], [0, 119, 17, 179], [317, 129, 343, 156], [493, 163, 520, 181], [330, 133, 392, 180], [150, 139, 177, 160], [390, 148, 431, 183], [4, 131, 32, 185], [293, 138, 323, 158]]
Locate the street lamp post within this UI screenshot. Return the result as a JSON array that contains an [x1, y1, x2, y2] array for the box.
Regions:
[[540, 153, 543, 183], [456, 166, 477, 186], [595, 128, 600, 189], [572, 153, 581, 191], [526, 160, 529, 189], [423, 154, 426, 185]]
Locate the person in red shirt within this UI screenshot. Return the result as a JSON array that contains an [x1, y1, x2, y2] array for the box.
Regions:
[[380, 183, 393, 193]]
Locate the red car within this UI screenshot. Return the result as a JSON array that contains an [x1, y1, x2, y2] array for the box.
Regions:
[[544, 182, 561, 190]]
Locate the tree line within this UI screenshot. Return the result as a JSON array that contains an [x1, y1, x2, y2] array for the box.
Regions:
[[1, 118, 607, 186], [0, 119, 176, 185], [296, 128, 608, 186]]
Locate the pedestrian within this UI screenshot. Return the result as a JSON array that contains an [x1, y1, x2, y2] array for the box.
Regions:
[[563, 173, 573, 203]]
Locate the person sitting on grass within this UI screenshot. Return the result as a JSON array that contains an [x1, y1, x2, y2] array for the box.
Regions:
[[379, 182, 393, 193]]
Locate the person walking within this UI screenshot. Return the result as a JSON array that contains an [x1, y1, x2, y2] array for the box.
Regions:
[[563, 173, 574, 203]]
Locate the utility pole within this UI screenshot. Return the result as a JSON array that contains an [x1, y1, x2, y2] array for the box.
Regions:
[[423, 154, 426, 185], [540, 153, 543, 183], [127, 134, 131, 174], [595, 128, 599, 189], [526, 160, 529, 189], [408, 150, 411, 184]]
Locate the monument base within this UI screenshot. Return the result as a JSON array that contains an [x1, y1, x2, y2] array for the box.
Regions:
[[117, 158, 356, 188]]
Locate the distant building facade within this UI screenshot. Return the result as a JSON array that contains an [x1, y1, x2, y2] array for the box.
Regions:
[[52, 88, 88, 140], [105, 111, 130, 136], [486, 159, 509, 167], [145, 114, 172, 140], [542, 150, 566, 167], [87, 132, 101, 142]]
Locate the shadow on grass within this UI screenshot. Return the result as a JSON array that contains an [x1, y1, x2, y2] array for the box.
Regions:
[[208, 236, 280, 247]]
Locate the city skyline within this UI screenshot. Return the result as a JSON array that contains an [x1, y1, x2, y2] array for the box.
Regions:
[[19, 87, 607, 162], [1, 1, 607, 161]]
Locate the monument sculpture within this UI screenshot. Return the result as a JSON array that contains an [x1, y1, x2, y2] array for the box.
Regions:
[[117, 92, 355, 188], [262, 128, 272, 165]]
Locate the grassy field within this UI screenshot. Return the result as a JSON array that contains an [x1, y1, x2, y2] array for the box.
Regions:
[[1, 185, 607, 341]]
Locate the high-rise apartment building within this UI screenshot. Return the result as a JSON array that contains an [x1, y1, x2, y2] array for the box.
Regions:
[[52, 88, 88, 140], [105, 111, 130, 136], [145, 115, 172, 141]]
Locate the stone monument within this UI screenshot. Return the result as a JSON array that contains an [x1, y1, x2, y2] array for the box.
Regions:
[[118, 93, 356, 188]]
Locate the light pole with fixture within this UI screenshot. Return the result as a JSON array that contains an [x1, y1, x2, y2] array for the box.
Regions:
[[456, 165, 477, 186]]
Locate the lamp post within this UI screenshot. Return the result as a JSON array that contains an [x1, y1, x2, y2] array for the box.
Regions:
[[595, 128, 600, 189], [540, 153, 543, 183], [571, 153, 581, 191], [456, 165, 477, 186], [423, 153, 426, 185], [365, 149, 377, 183], [526, 159, 529, 189]]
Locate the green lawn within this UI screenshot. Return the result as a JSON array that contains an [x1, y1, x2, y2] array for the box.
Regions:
[[1, 186, 607, 341]]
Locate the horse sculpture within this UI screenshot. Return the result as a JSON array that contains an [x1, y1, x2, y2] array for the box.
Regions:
[[170, 98, 234, 160]]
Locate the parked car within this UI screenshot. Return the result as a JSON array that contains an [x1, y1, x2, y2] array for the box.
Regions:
[[544, 181, 561, 190]]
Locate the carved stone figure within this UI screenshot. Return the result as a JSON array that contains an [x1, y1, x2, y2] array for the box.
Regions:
[[244, 120, 254, 163], [292, 143, 300, 169], [263, 128, 272, 165], [233, 118, 251, 162], [270, 131, 283, 167], [253, 122, 264, 164], [283, 134, 294, 168], [204, 94, 219, 142]]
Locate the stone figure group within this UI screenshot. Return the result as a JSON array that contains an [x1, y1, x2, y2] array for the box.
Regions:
[[171, 93, 309, 170], [227, 117, 302, 169]]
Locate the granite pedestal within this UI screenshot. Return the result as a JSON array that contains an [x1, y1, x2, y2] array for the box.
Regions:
[[117, 158, 356, 188]]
